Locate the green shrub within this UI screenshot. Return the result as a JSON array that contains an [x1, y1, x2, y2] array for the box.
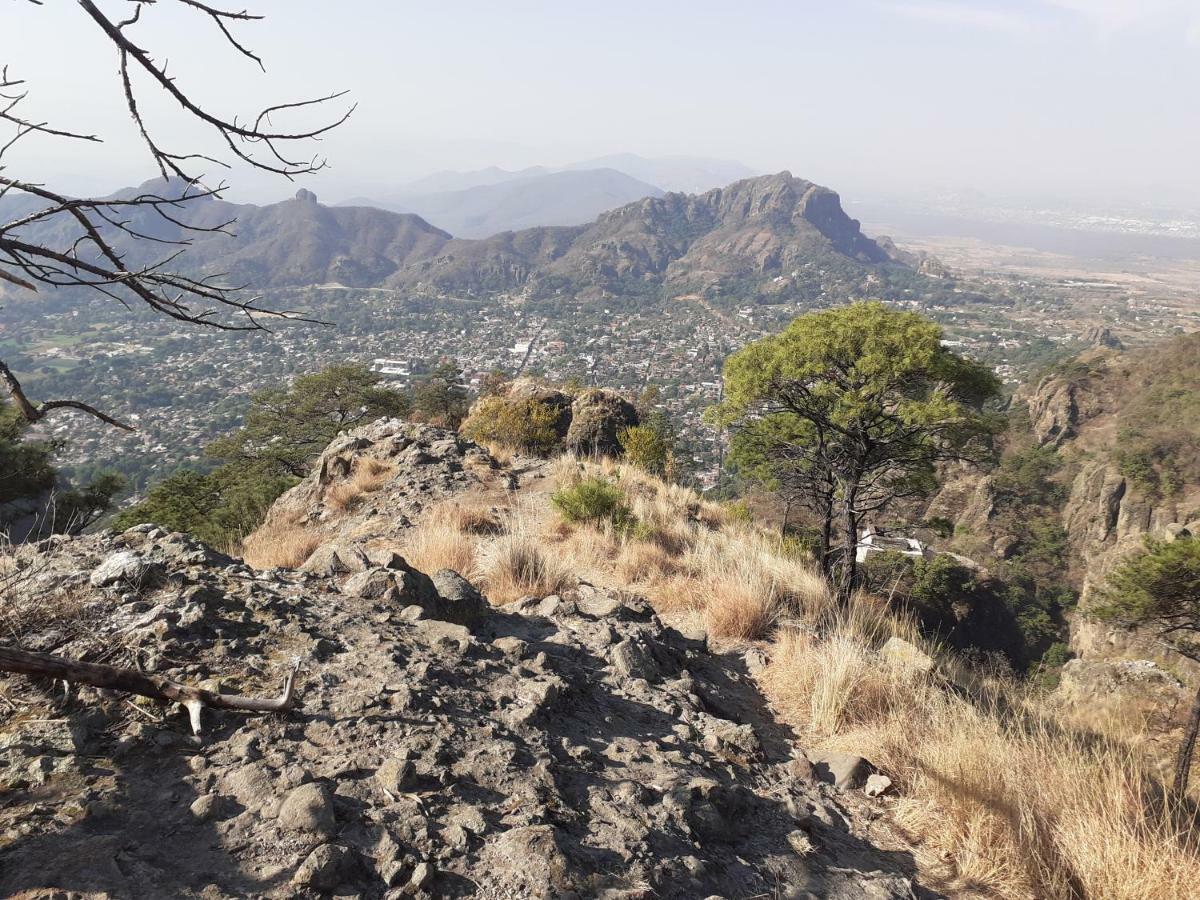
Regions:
[[551, 478, 635, 530], [618, 424, 669, 474], [462, 397, 560, 455]]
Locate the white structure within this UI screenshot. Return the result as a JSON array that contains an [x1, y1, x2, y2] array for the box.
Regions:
[[855, 526, 929, 564]]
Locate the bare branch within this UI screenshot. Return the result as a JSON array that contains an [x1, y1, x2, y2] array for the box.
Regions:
[[0, 643, 302, 735], [1, 358, 135, 431]]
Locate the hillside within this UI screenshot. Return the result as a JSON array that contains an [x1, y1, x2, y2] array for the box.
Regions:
[[3, 418, 1195, 897], [0, 422, 922, 899]]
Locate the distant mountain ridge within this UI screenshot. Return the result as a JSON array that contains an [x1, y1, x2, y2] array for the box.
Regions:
[[5, 173, 894, 300], [337, 154, 757, 238], [355, 168, 665, 239]]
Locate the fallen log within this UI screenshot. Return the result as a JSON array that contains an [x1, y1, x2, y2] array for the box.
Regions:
[[0, 643, 301, 734]]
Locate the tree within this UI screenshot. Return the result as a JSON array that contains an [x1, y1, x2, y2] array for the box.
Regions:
[[1, 399, 121, 538], [1, 1, 352, 429], [207, 364, 409, 478], [713, 302, 1001, 600], [1097, 535, 1200, 797], [461, 396, 560, 455], [619, 411, 678, 478], [410, 363, 469, 428]]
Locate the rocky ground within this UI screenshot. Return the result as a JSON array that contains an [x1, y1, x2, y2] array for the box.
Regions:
[[0, 423, 926, 898]]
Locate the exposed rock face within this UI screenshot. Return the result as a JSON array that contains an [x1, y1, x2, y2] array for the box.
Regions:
[[564, 388, 640, 456], [260, 419, 494, 538], [0, 524, 919, 898], [1027, 378, 1078, 447]]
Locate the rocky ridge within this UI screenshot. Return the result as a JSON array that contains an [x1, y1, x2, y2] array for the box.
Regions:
[[0, 423, 922, 898]]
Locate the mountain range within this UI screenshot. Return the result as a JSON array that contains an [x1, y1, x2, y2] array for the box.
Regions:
[[337, 154, 756, 237], [4, 172, 895, 303]]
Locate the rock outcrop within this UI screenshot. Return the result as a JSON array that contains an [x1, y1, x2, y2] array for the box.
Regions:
[[461, 379, 639, 458], [0, 425, 921, 898]]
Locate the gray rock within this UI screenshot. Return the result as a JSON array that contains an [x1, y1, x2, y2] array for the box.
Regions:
[[300, 543, 370, 576], [278, 781, 336, 837], [808, 751, 873, 790], [342, 567, 396, 600], [430, 569, 489, 626], [292, 843, 352, 891], [89, 551, 160, 589], [411, 619, 472, 653], [610, 639, 660, 682], [376, 756, 416, 794], [864, 773, 893, 798]]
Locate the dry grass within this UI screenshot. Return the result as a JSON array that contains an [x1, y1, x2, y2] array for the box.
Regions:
[[353, 457, 396, 492], [324, 481, 363, 514], [760, 617, 1200, 899], [241, 521, 322, 569], [479, 510, 574, 605], [400, 517, 479, 577]]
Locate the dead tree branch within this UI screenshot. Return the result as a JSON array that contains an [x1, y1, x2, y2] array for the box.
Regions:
[[1, 357, 134, 430], [1, 1, 349, 428], [0, 643, 302, 735]]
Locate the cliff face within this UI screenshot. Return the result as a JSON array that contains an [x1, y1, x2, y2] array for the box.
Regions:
[[932, 337, 1200, 673]]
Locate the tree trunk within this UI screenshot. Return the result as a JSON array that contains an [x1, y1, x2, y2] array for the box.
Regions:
[[1174, 681, 1200, 798], [836, 497, 860, 604], [819, 492, 834, 580]]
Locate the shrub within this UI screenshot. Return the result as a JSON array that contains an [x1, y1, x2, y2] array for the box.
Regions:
[[550, 478, 635, 530], [618, 424, 667, 473], [462, 396, 560, 455]]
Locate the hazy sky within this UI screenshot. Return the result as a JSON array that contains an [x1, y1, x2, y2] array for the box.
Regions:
[[5, 0, 1199, 206]]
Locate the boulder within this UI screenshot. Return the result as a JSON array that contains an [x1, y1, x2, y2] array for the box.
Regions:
[[429, 569, 489, 626], [564, 388, 639, 457], [89, 551, 161, 589], [278, 782, 336, 837], [807, 751, 872, 790], [292, 844, 352, 891]]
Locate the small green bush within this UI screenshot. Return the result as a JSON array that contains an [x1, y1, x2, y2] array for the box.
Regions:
[[461, 396, 560, 455], [551, 478, 635, 530]]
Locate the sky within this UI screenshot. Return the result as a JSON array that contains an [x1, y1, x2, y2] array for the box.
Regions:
[[4, 0, 1199, 208]]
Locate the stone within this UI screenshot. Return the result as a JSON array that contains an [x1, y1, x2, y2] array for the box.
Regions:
[[188, 794, 222, 821], [292, 844, 352, 891], [376, 756, 416, 794], [408, 860, 433, 891], [429, 569, 489, 626], [89, 551, 160, 589], [808, 751, 873, 790], [743, 647, 769, 676], [610, 639, 660, 682], [412, 619, 472, 653], [300, 543, 370, 576], [564, 388, 639, 457], [367, 547, 409, 569], [278, 782, 336, 837], [701, 718, 760, 759], [864, 773, 893, 797], [787, 755, 815, 783], [341, 567, 396, 599]]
